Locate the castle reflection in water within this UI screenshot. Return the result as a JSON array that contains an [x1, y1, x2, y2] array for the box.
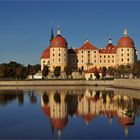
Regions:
[[41, 88, 140, 138], [0, 88, 140, 139]]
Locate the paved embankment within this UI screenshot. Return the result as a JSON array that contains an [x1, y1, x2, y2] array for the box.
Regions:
[[0, 79, 139, 90], [113, 79, 140, 90], [0, 80, 113, 86]]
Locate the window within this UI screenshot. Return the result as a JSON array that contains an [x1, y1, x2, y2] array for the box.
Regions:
[[52, 58, 54, 62], [100, 60, 102, 63], [121, 58, 123, 62], [127, 58, 129, 62], [53, 53, 54, 57], [88, 51, 90, 53], [58, 48, 60, 51], [104, 55, 106, 58], [58, 53, 61, 56], [108, 60, 110, 63], [82, 60, 83, 63], [53, 49, 54, 52], [112, 60, 114, 63], [94, 55, 96, 58], [112, 55, 114, 58], [104, 60, 106, 63], [58, 58, 61, 62], [94, 51, 96, 53], [108, 55, 110, 58], [100, 55, 102, 58], [121, 53, 123, 56], [121, 49, 123, 52], [94, 60, 96, 63], [127, 48, 129, 51], [43, 60, 45, 63], [82, 51, 83, 53], [127, 53, 129, 56]]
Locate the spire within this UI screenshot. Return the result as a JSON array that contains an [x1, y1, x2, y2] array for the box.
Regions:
[[109, 38, 112, 44], [57, 25, 61, 35], [50, 27, 54, 41], [123, 28, 128, 37]]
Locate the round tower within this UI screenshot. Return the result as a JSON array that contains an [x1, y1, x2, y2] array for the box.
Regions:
[[50, 26, 68, 71], [117, 29, 135, 65]]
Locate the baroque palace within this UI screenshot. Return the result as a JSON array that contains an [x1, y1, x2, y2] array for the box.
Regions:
[[41, 27, 138, 72]]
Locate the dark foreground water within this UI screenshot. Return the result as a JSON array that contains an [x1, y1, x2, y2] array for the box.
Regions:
[[0, 87, 140, 139]]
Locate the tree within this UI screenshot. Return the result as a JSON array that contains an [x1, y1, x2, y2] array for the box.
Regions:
[[0, 65, 6, 79], [107, 67, 115, 76], [42, 65, 49, 78], [132, 61, 140, 78], [64, 65, 72, 78], [54, 66, 61, 78], [102, 66, 107, 79], [94, 71, 100, 80]]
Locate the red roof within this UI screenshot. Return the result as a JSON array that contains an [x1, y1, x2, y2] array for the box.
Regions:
[[79, 41, 97, 50], [41, 46, 50, 58], [50, 35, 67, 48], [81, 114, 95, 123], [99, 44, 117, 54], [118, 116, 134, 127], [86, 67, 102, 73], [117, 36, 134, 48], [50, 118, 68, 130], [42, 105, 50, 117]]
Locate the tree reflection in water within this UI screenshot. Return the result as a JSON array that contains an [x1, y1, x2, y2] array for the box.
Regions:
[[0, 90, 24, 106]]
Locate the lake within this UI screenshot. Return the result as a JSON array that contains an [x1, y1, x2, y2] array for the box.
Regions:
[[0, 86, 140, 139]]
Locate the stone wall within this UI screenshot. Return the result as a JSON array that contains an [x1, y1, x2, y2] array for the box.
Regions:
[[113, 79, 140, 90], [0, 79, 139, 90]]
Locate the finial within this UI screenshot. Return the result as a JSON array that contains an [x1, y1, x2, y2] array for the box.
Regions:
[[125, 127, 128, 136], [109, 38, 112, 44], [124, 28, 128, 36], [84, 39, 88, 44], [57, 25, 61, 35], [58, 129, 61, 140]]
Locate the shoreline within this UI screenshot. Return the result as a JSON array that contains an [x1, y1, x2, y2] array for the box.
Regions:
[[0, 79, 140, 90]]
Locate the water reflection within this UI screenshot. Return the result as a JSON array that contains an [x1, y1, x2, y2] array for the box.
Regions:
[[0, 90, 24, 105], [0, 88, 140, 139], [41, 89, 139, 138]]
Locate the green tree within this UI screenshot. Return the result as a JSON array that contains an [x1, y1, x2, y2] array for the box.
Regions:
[[0, 65, 6, 78], [54, 66, 61, 78], [94, 71, 100, 80], [102, 66, 107, 79], [132, 61, 140, 78], [42, 65, 49, 78], [64, 65, 72, 78]]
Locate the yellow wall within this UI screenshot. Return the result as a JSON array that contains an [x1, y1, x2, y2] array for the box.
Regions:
[[50, 47, 67, 71]]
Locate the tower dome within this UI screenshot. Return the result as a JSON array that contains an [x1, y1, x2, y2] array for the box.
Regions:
[[50, 26, 67, 48], [117, 29, 134, 48]]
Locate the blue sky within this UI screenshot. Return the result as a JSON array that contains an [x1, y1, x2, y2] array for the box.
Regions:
[[0, 0, 140, 65]]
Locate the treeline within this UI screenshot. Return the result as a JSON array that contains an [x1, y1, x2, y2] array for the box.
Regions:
[[0, 61, 40, 80], [107, 61, 140, 78]]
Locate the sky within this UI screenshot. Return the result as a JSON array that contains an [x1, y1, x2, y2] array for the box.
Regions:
[[0, 0, 140, 65]]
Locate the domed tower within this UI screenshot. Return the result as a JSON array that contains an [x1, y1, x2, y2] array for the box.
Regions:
[[117, 29, 137, 65], [50, 26, 68, 71]]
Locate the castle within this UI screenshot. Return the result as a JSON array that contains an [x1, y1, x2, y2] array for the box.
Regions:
[[41, 27, 138, 72]]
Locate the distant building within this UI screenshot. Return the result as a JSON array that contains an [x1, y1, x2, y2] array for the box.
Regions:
[[41, 27, 138, 72]]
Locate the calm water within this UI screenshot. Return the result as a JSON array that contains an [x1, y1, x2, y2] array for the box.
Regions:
[[0, 87, 140, 139]]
